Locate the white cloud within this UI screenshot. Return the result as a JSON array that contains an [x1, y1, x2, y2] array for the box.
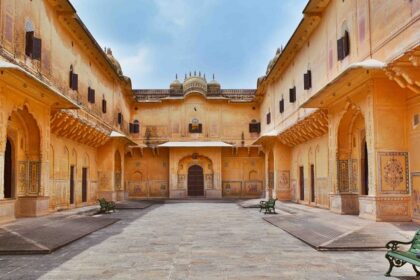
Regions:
[[119, 46, 154, 88], [152, 0, 216, 35]]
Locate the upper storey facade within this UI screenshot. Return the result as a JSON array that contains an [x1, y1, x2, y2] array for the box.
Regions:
[[0, 0, 133, 134], [257, 0, 419, 136], [132, 73, 260, 146]]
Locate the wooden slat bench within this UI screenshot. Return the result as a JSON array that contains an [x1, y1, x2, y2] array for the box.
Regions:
[[385, 229, 420, 277]]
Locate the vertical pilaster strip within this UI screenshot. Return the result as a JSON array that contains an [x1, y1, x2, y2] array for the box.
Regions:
[[366, 83, 376, 196], [0, 88, 5, 200]]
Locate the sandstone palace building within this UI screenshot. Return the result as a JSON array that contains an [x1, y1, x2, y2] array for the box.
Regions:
[[0, 0, 419, 224]]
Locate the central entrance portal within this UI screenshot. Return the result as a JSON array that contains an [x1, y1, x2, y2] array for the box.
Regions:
[[188, 165, 204, 196]]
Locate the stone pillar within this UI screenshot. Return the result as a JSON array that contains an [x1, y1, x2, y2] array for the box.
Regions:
[[0, 152, 4, 200], [264, 151, 270, 199]]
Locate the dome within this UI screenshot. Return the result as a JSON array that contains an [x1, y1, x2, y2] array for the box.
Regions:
[[183, 72, 207, 94], [105, 48, 123, 76], [208, 74, 220, 86], [170, 74, 182, 90], [207, 74, 221, 95], [266, 47, 282, 75]]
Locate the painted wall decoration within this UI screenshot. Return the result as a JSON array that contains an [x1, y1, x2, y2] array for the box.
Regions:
[[349, 159, 358, 192], [205, 174, 214, 189], [243, 180, 263, 196], [378, 151, 409, 194], [128, 181, 148, 197], [412, 172, 420, 220], [149, 181, 169, 197], [278, 170, 290, 190], [337, 160, 349, 192], [222, 181, 242, 197]]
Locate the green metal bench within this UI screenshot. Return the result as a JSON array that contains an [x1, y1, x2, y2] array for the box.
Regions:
[[259, 198, 277, 214], [98, 198, 115, 214], [385, 229, 420, 277]]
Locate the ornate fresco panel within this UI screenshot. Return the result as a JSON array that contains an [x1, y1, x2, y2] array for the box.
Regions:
[[128, 181, 148, 197], [378, 151, 409, 194], [149, 180, 169, 197], [349, 159, 358, 192], [17, 160, 41, 196], [243, 180, 263, 196], [278, 170, 290, 190], [337, 160, 349, 192], [205, 174, 213, 189], [411, 172, 420, 220], [222, 181, 242, 197]]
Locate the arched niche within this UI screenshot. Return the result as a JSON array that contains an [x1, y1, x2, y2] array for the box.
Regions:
[[5, 106, 41, 197]]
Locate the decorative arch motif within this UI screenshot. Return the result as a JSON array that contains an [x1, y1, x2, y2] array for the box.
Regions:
[[177, 154, 214, 190], [337, 103, 367, 194], [114, 150, 122, 190], [5, 106, 42, 198]]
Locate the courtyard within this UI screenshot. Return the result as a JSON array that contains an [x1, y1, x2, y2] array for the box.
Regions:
[[0, 201, 417, 280]]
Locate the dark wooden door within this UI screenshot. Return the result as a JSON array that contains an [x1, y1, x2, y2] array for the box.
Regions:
[[82, 167, 87, 202], [299, 166, 304, 201], [362, 141, 369, 195], [188, 165, 204, 196], [4, 139, 12, 198], [310, 164, 315, 203], [70, 166, 75, 204]]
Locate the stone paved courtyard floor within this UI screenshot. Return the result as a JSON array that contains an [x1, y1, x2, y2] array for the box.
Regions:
[[0, 201, 418, 280]]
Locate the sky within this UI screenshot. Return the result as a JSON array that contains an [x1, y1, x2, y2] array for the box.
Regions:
[[70, 0, 308, 89]]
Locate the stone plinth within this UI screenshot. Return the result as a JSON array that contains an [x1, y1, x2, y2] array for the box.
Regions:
[[330, 193, 359, 215], [170, 189, 187, 199], [0, 199, 16, 224], [115, 190, 127, 201], [359, 195, 411, 221], [98, 191, 118, 201], [205, 189, 222, 198], [276, 189, 292, 201], [15, 196, 49, 217]]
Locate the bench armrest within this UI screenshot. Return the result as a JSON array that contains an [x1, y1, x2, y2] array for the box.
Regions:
[[385, 240, 413, 251]]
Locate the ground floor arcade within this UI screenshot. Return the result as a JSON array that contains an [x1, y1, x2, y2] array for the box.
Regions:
[[260, 55, 420, 223]]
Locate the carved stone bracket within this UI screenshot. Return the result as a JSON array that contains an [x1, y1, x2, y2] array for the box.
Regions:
[[278, 109, 328, 147]]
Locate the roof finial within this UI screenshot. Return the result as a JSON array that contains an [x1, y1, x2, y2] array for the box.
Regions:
[[185, 73, 187, 80], [213, 73, 215, 80], [204, 73, 206, 80], [199, 71, 201, 77], [175, 73, 178, 80]]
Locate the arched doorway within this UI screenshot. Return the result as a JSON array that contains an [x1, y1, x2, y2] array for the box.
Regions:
[[6, 106, 41, 197], [336, 104, 367, 214], [4, 138, 13, 198], [188, 165, 204, 196]]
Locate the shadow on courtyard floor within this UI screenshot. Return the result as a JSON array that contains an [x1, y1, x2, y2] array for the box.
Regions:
[[0, 203, 163, 280]]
